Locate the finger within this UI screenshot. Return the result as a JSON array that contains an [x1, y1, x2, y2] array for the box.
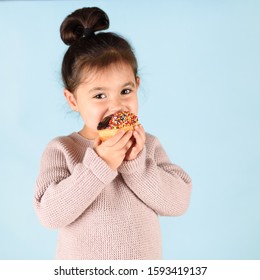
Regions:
[[130, 127, 145, 157], [116, 130, 133, 149], [133, 127, 144, 146], [125, 138, 135, 151], [125, 146, 139, 160], [93, 136, 102, 148], [103, 130, 126, 146], [135, 124, 146, 143]]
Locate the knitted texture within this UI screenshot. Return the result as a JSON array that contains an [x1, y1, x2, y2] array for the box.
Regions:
[[34, 132, 192, 259]]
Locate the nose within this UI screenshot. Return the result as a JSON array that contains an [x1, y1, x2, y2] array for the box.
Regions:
[[109, 98, 126, 114]]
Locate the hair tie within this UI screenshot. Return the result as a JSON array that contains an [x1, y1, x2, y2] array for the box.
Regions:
[[83, 28, 95, 38]]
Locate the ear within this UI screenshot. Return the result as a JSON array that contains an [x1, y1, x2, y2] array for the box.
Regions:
[[136, 76, 140, 88], [64, 89, 78, 111]]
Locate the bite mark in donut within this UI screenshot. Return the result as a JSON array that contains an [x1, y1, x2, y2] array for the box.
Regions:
[[97, 111, 139, 141]]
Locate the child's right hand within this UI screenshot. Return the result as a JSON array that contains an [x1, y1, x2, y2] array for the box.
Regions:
[[93, 130, 134, 170]]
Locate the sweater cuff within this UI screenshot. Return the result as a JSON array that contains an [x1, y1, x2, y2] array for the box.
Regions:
[[83, 148, 118, 184], [119, 146, 146, 175]]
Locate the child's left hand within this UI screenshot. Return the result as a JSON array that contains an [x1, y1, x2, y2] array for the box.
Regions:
[[125, 125, 146, 161]]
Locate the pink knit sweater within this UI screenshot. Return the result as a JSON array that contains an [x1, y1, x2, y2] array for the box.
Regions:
[[34, 132, 192, 259]]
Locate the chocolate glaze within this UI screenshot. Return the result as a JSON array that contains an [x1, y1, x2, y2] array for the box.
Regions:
[[97, 114, 113, 130]]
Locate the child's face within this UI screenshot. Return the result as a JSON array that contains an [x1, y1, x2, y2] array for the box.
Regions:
[[65, 63, 139, 140]]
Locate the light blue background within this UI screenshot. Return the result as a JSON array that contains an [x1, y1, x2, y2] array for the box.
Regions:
[[0, 0, 259, 260]]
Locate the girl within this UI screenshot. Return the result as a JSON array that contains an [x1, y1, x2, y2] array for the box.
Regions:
[[34, 7, 192, 260]]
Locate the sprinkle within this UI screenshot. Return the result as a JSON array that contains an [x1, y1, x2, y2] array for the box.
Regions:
[[109, 111, 138, 129]]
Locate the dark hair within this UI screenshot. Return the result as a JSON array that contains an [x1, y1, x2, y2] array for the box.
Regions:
[[60, 7, 138, 92]]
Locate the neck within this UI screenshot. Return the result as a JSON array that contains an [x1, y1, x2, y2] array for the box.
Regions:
[[78, 126, 98, 140]]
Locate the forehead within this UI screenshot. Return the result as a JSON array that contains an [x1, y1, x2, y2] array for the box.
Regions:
[[81, 62, 136, 86]]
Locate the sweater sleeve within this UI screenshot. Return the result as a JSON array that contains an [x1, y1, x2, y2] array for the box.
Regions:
[[118, 135, 192, 216], [34, 139, 118, 229]]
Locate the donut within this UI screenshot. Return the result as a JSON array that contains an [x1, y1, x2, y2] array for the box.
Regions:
[[97, 111, 139, 141]]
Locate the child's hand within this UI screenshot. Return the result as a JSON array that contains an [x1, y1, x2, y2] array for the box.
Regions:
[[93, 130, 134, 170], [125, 125, 146, 161]]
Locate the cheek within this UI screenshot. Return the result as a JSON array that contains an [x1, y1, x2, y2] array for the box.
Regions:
[[82, 104, 106, 126], [128, 97, 138, 115]]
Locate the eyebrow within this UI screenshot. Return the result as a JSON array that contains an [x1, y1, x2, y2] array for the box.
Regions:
[[89, 81, 136, 93], [89, 87, 108, 93], [122, 81, 136, 88]]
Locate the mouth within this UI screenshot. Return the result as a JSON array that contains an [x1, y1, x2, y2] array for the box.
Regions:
[[97, 114, 113, 130], [97, 111, 138, 130]]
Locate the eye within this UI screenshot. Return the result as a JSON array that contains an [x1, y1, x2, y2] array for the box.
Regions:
[[121, 88, 132, 95], [94, 93, 106, 99]]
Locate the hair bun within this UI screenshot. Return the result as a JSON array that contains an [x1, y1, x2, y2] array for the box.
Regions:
[[60, 7, 109, 46]]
